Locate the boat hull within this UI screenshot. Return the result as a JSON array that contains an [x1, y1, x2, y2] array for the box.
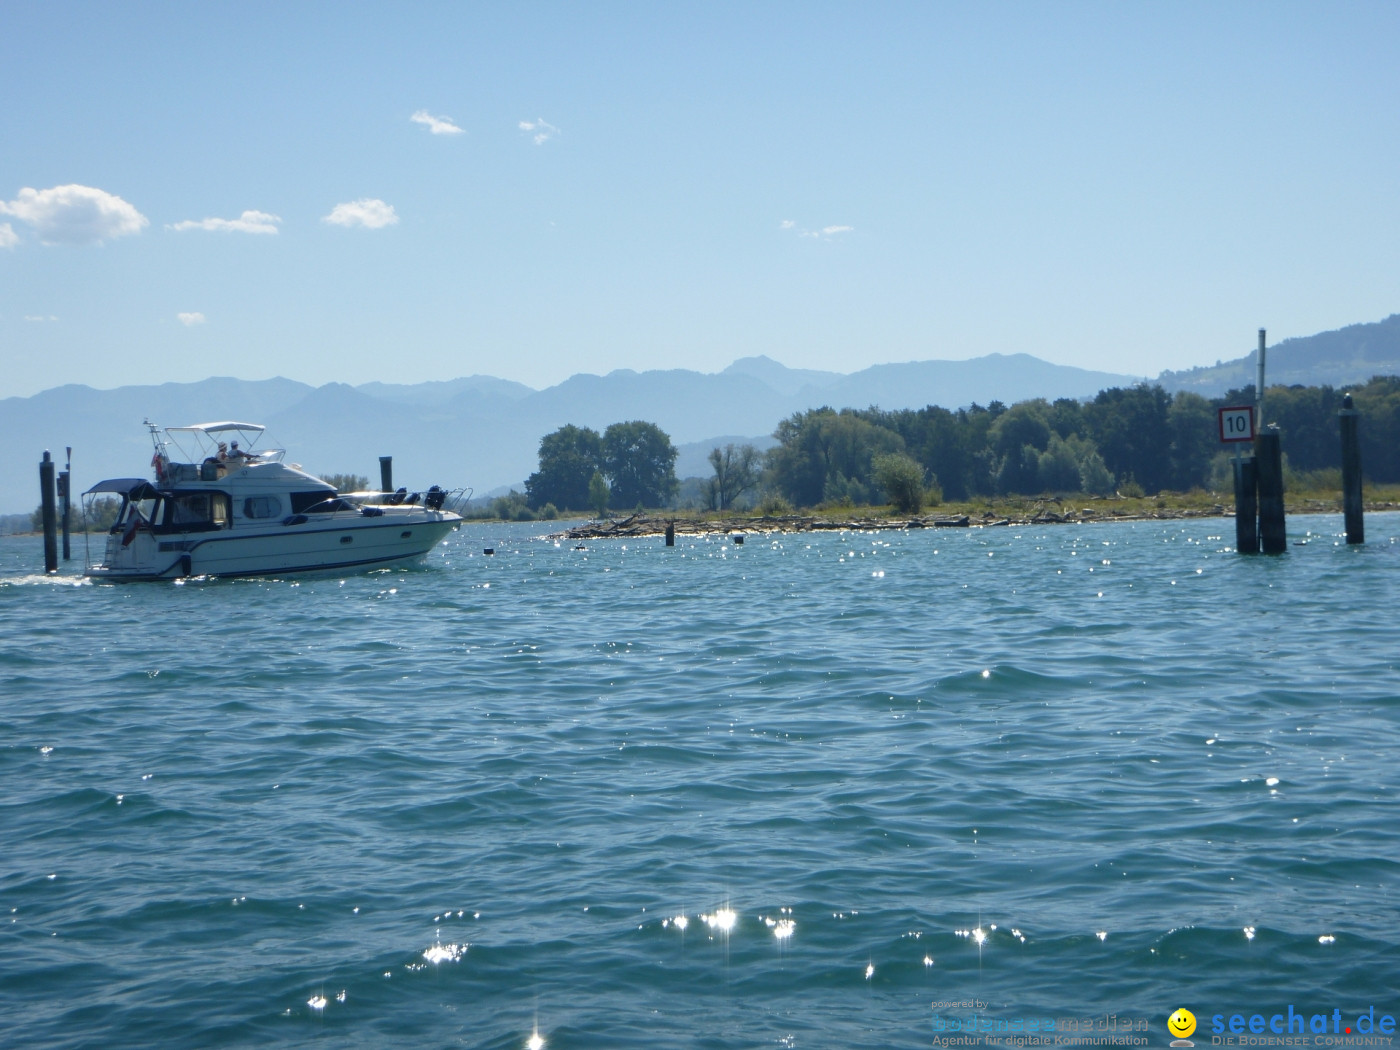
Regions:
[[89, 514, 460, 580]]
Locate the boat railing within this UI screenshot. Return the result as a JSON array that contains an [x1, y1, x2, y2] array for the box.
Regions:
[[345, 486, 471, 515]]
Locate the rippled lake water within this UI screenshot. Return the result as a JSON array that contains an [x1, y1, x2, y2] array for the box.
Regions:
[[2, 514, 1399, 1049]]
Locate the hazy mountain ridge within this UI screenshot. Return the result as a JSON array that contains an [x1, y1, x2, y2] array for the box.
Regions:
[[3, 315, 1394, 514], [1158, 314, 1400, 395]]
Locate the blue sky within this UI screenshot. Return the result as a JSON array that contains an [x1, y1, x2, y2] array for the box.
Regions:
[[2, 1, 1397, 398]]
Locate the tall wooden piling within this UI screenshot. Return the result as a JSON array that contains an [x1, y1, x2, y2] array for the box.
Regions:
[[59, 446, 72, 560], [379, 456, 393, 493], [664, 522, 675, 546], [1340, 393, 1364, 544], [1256, 430, 1287, 554], [1255, 329, 1267, 434], [1234, 456, 1259, 554], [39, 450, 58, 574]]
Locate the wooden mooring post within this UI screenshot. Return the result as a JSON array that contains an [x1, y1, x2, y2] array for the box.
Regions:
[[1234, 455, 1259, 554], [60, 446, 72, 561], [39, 450, 58, 574], [1340, 393, 1364, 544], [664, 522, 675, 547], [1232, 327, 1287, 554], [1256, 430, 1287, 554], [379, 456, 393, 493]]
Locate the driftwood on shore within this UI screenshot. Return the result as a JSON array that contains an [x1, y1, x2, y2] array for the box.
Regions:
[[555, 504, 1234, 541]]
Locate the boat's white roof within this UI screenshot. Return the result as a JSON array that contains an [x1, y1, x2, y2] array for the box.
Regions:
[[167, 421, 265, 435]]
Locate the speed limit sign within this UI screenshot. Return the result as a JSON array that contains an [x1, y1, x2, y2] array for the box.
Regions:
[[1218, 405, 1255, 443]]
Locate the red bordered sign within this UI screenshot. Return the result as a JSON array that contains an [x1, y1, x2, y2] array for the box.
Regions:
[[1218, 405, 1255, 443]]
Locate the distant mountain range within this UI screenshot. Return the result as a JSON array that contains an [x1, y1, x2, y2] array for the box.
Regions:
[[1159, 313, 1400, 394], [3, 313, 1396, 514]]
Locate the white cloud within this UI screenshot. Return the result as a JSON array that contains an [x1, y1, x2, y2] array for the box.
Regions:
[[519, 118, 560, 145], [169, 210, 281, 234], [0, 184, 147, 245], [24, 314, 58, 322], [0, 223, 17, 248], [781, 219, 854, 239], [323, 199, 399, 229], [411, 110, 464, 136], [177, 312, 206, 326]]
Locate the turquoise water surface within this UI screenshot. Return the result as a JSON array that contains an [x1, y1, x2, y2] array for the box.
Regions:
[[2, 515, 1398, 1049]]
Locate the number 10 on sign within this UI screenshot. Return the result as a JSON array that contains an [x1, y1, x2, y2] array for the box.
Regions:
[[1218, 406, 1255, 443]]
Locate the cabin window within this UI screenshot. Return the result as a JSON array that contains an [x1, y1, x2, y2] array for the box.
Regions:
[[152, 491, 232, 532], [243, 496, 282, 520], [168, 494, 212, 526], [117, 495, 162, 530], [290, 490, 344, 514]]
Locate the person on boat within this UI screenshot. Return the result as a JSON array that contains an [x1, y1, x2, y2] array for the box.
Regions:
[[225, 441, 256, 467]]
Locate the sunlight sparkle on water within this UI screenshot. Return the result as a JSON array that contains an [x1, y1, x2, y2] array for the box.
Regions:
[[527, 1031, 545, 1050], [703, 908, 737, 933], [423, 942, 465, 964]]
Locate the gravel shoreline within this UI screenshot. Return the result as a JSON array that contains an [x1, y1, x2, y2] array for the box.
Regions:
[[555, 506, 1229, 540], [554, 498, 1399, 540]]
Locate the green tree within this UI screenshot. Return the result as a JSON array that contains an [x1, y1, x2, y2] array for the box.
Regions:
[[1075, 442, 1115, 495], [601, 421, 678, 508], [85, 496, 121, 531], [30, 496, 121, 533], [871, 452, 926, 513], [707, 443, 760, 511], [1037, 434, 1082, 491], [876, 405, 976, 500], [1355, 376, 1400, 482], [487, 490, 533, 520], [767, 408, 903, 508], [526, 425, 603, 510], [588, 471, 610, 518], [1165, 392, 1216, 489], [989, 400, 1053, 460], [996, 444, 1042, 494], [1084, 384, 1173, 492], [320, 473, 369, 493], [990, 401, 1053, 494]]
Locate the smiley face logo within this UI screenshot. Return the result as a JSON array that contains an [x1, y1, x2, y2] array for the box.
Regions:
[[1168, 1008, 1197, 1039]]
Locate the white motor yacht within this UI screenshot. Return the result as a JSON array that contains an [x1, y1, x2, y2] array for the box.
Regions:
[[84, 421, 465, 580]]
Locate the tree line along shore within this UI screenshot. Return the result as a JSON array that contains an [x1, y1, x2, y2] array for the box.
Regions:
[[476, 376, 1400, 525]]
